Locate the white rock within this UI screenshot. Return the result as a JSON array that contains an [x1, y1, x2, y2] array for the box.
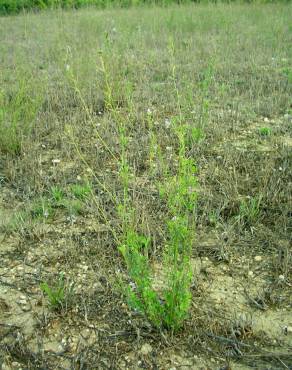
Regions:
[[254, 256, 262, 262]]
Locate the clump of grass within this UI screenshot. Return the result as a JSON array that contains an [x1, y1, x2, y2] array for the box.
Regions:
[[237, 196, 262, 227], [0, 75, 43, 155], [258, 127, 271, 136], [63, 198, 84, 216], [0, 211, 29, 234], [70, 183, 92, 200], [50, 185, 89, 215], [30, 198, 53, 219], [50, 186, 65, 204], [40, 273, 69, 311]]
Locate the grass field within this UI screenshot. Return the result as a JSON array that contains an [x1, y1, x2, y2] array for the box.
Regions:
[[0, 3, 292, 369]]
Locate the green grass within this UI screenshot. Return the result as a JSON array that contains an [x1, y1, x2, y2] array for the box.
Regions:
[[258, 126, 271, 136]]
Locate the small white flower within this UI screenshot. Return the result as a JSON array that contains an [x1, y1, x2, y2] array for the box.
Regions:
[[147, 108, 152, 115]]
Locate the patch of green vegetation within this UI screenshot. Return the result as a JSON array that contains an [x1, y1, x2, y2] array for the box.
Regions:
[[0, 211, 29, 233], [70, 183, 92, 200], [258, 127, 271, 136], [237, 196, 262, 227], [0, 0, 191, 15], [50, 186, 65, 204], [63, 198, 84, 215], [117, 89, 195, 330], [40, 273, 68, 310], [0, 76, 43, 154], [30, 198, 53, 219], [282, 67, 292, 84]]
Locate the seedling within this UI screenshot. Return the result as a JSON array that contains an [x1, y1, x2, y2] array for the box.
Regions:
[[258, 127, 271, 136], [40, 273, 67, 310]]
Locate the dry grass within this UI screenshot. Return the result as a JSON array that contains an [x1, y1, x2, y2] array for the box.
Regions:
[[0, 3, 292, 369]]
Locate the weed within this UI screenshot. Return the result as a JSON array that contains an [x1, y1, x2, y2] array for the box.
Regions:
[[0, 75, 43, 154], [237, 196, 262, 227], [50, 186, 65, 204], [40, 273, 71, 310], [65, 199, 84, 216], [0, 211, 29, 233], [30, 199, 52, 219], [70, 183, 92, 200], [258, 127, 271, 136]]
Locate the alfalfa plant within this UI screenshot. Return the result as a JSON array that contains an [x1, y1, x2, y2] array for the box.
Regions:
[[117, 105, 195, 330]]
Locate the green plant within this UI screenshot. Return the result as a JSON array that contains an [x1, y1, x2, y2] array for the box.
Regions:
[[40, 273, 67, 310], [30, 198, 52, 219], [116, 63, 195, 329], [237, 196, 262, 227], [0, 75, 43, 154], [63, 198, 84, 215], [70, 183, 92, 200], [258, 127, 271, 136], [51, 186, 65, 204], [0, 211, 29, 233]]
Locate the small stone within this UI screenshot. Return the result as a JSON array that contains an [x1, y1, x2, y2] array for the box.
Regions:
[[278, 275, 285, 281], [254, 256, 262, 262], [264, 117, 269, 123], [140, 343, 153, 355]]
